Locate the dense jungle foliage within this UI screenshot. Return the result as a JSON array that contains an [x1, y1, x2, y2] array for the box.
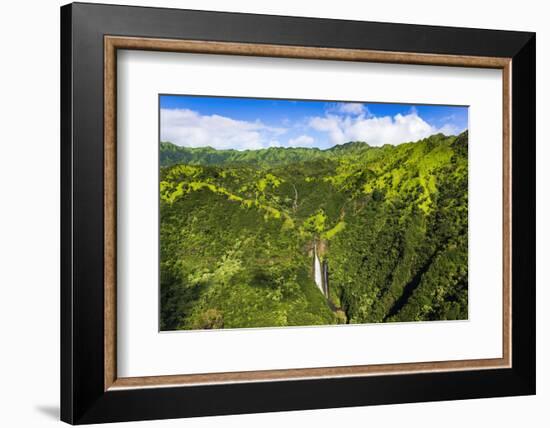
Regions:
[[160, 132, 468, 330]]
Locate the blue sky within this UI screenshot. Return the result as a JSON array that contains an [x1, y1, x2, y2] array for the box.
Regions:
[[160, 95, 468, 151]]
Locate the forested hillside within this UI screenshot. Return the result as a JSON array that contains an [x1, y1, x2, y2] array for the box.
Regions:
[[160, 132, 468, 330]]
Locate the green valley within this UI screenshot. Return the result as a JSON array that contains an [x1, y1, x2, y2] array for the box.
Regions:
[[159, 132, 468, 331]]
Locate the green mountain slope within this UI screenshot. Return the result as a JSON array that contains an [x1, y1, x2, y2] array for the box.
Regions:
[[159, 132, 468, 330], [160, 140, 372, 168]]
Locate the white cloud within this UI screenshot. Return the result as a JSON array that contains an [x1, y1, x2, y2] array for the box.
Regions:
[[267, 140, 283, 148], [160, 108, 286, 150], [309, 111, 459, 146], [287, 135, 315, 147], [437, 123, 462, 136], [161, 106, 461, 151], [334, 102, 366, 115]]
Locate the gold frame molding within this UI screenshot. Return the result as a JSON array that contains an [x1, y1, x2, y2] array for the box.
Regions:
[[104, 36, 512, 391]]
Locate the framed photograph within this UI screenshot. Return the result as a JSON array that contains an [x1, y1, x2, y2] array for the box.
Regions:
[[61, 2, 536, 424]]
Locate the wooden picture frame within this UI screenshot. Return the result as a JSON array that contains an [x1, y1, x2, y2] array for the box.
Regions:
[[61, 2, 535, 424]]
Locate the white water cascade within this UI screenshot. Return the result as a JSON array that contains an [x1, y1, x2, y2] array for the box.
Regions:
[[314, 244, 324, 295]]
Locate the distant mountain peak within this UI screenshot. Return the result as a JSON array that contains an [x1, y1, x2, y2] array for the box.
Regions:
[[326, 141, 370, 151]]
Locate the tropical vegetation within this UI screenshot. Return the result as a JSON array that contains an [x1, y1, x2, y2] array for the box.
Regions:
[[160, 132, 468, 330]]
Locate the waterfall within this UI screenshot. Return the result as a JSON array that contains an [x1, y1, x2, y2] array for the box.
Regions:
[[314, 244, 324, 295], [322, 261, 329, 296]]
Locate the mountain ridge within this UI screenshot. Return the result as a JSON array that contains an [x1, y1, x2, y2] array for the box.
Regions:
[[159, 132, 463, 168]]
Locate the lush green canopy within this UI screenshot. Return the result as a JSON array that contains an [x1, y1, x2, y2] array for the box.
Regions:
[[160, 132, 468, 330]]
